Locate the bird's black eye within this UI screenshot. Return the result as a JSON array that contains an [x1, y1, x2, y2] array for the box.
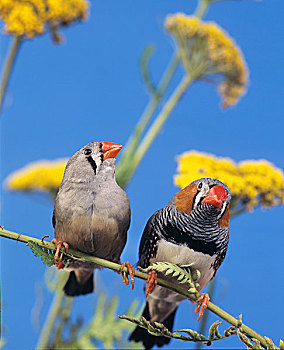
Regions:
[[84, 148, 92, 156], [197, 182, 203, 190]]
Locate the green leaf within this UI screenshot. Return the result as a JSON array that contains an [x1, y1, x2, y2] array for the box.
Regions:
[[26, 241, 57, 267], [140, 262, 200, 295], [251, 338, 264, 350], [265, 336, 278, 350], [120, 315, 239, 345], [209, 321, 222, 340], [72, 293, 143, 349]]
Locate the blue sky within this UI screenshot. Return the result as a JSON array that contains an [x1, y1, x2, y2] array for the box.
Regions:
[[1, 1, 283, 349]]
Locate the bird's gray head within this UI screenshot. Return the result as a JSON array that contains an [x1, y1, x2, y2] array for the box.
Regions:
[[62, 141, 123, 183]]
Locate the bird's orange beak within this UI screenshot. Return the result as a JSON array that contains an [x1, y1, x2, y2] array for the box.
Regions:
[[101, 142, 123, 160], [202, 185, 227, 210]]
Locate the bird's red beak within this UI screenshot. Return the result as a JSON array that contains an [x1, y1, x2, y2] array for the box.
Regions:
[[101, 142, 123, 160], [202, 185, 227, 210]]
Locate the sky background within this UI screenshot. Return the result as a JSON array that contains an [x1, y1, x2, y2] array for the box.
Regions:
[[1, 0, 284, 349]]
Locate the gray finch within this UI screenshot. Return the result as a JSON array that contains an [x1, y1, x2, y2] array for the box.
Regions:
[[52, 141, 130, 296]]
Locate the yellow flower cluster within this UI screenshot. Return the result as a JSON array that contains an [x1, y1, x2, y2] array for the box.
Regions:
[[0, 0, 88, 39], [5, 159, 68, 193], [175, 151, 284, 211], [165, 14, 248, 108]]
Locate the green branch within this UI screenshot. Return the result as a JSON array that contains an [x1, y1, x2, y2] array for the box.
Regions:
[[117, 73, 193, 187], [0, 227, 271, 349], [116, 53, 179, 188]]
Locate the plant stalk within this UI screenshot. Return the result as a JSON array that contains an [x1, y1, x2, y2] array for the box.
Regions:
[[36, 273, 67, 350], [0, 36, 22, 115], [0, 227, 268, 348], [119, 74, 193, 186], [116, 53, 179, 188], [195, 0, 210, 18]]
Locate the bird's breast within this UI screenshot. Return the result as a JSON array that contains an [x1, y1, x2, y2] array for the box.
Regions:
[[153, 239, 216, 291]]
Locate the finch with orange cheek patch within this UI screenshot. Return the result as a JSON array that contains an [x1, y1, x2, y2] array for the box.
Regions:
[[52, 142, 133, 296], [129, 178, 231, 349]]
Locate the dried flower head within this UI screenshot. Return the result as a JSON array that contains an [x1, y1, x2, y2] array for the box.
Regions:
[[165, 14, 248, 108], [0, 0, 89, 39], [5, 159, 67, 194], [175, 150, 284, 212]]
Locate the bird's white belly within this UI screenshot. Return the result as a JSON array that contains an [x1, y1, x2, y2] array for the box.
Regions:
[[154, 239, 216, 291]]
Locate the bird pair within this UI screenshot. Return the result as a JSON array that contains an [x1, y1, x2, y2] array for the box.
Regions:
[[52, 141, 231, 349]]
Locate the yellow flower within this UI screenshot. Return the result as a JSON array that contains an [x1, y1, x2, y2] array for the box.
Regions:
[[165, 14, 248, 108], [5, 159, 68, 193], [175, 151, 284, 211], [0, 0, 89, 39], [46, 0, 88, 26]]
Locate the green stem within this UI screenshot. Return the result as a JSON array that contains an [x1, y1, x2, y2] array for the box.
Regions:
[[0, 227, 268, 349], [195, 0, 210, 18], [116, 0, 211, 188], [119, 74, 193, 186], [36, 273, 67, 350], [0, 36, 22, 115], [116, 53, 180, 188], [138, 53, 180, 135]]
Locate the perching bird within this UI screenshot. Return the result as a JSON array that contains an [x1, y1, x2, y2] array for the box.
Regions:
[[129, 178, 231, 349], [52, 141, 133, 296]]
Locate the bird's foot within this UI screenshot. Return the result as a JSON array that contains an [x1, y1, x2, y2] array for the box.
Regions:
[[195, 293, 210, 321], [119, 261, 135, 290], [146, 270, 158, 298], [51, 239, 69, 270]]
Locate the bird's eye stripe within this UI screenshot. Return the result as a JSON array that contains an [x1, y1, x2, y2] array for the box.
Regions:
[[86, 156, 97, 175]]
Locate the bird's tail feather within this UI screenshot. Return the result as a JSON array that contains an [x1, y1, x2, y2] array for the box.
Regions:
[[63, 271, 94, 296], [129, 302, 177, 349]]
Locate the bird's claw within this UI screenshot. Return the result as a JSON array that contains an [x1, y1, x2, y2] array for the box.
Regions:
[[51, 239, 69, 270], [119, 262, 135, 290], [195, 293, 210, 321], [41, 235, 49, 245], [146, 270, 158, 298]]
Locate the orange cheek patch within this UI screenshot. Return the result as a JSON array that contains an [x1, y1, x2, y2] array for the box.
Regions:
[[175, 183, 197, 214], [218, 205, 230, 228]]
